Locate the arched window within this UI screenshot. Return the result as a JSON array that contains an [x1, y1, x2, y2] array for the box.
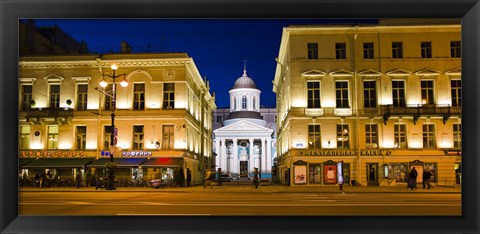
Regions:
[[242, 96, 247, 109], [253, 96, 256, 110]]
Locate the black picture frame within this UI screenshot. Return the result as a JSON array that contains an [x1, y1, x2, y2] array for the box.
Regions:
[[1, 0, 479, 233]]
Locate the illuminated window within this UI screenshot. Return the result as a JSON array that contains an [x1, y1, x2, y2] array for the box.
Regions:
[[49, 85, 60, 108], [453, 123, 461, 149], [19, 126, 30, 150], [104, 84, 114, 111], [307, 81, 321, 108], [21, 85, 32, 111], [421, 80, 434, 105], [308, 125, 321, 149], [337, 124, 349, 149], [133, 83, 145, 110], [162, 125, 174, 149], [392, 42, 403, 59], [307, 43, 318, 59], [451, 80, 461, 107], [422, 124, 436, 149], [132, 125, 144, 150], [77, 84, 88, 110], [163, 83, 175, 109], [394, 124, 407, 148], [75, 126, 86, 150], [47, 125, 58, 150], [365, 124, 378, 149]]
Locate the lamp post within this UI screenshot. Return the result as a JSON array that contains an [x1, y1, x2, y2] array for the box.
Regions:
[[98, 63, 128, 190]]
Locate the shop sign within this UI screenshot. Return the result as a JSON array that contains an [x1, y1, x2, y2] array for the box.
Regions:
[[122, 151, 152, 157], [20, 150, 86, 157], [298, 149, 392, 156]]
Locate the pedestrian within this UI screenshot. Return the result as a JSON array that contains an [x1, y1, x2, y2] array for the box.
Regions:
[[76, 171, 82, 188], [39, 172, 46, 188], [204, 169, 213, 189], [34, 173, 40, 188], [253, 168, 260, 189], [409, 167, 418, 190], [95, 177, 105, 190], [46, 171, 52, 187], [423, 168, 432, 189]]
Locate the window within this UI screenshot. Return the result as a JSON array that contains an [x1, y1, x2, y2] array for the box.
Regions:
[[242, 96, 247, 109], [253, 96, 256, 110], [47, 125, 58, 150], [363, 42, 374, 59], [421, 41, 432, 58], [103, 126, 112, 149], [307, 43, 318, 59], [451, 80, 461, 107], [216, 116, 222, 123], [21, 85, 33, 111], [233, 97, 237, 110], [394, 124, 407, 148], [19, 126, 30, 150], [335, 43, 346, 59], [75, 126, 87, 150], [421, 80, 434, 105], [133, 83, 145, 110], [308, 125, 321, 149], [422, 124, 436, 149], [49, 85, 60, 108], [365, 124, 378, 148], [77, 84, 88, 111], [337, 124, 349, 149], [335, 81, 349, 108], [307, 81, 321, 108], [453, 123, 461, 149], [132, 125, 144, 150], [162, 125, 174, 149], [163, 83, 175, 109], [392, 42, 403, 59], [104, 84, 114, 111], [392, 80, 406, 107], [363, 81, 377, 108], [450, 41, 461, 58]]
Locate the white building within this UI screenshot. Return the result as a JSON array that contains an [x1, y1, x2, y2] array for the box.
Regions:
[[213, 66, 276, 179]]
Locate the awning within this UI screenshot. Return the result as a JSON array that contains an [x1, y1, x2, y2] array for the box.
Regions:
[[87, 158, 147, 168], [21, 158, 95, 168], [141, 157, 183, 167], [19, 158, 35, 167]]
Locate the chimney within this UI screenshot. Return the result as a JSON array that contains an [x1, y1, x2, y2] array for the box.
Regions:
[[121, 41, 132, 53]]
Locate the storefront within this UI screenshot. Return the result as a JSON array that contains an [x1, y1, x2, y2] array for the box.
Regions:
[[141, 157, 183, 187], [87, 158, 147, 185], [21, 158, 94, 179]]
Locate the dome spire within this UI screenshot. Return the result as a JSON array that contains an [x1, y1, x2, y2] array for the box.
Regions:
[[243, 58, 248, 76]]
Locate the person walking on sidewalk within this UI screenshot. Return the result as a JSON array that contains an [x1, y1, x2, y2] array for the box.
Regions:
[[253, 168, 260, 189], [423, 168, 432, 189], [204, 169, 213, 189], [76, 171, 83, 188], [408, 167, 418, 190]]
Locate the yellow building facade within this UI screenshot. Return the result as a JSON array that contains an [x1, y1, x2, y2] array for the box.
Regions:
[[273, 24, 461, 187], [19, 53, 216, 186]]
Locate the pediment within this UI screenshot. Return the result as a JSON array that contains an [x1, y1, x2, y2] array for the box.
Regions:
[[445, 68, 461, 77], [43, 74, 65, 84], [301, 69, 326, 79], [386, 69, 412, 77], [358, 69, 381, 79], [214, 120, 273, 134], [330, 69, 353, 77], [415, 68, 440, 77]]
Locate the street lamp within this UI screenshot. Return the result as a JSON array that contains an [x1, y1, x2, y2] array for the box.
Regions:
[[98, 63, 128, 190]]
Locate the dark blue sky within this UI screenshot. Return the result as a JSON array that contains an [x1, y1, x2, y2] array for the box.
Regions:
[[33, 19, 376, 108]]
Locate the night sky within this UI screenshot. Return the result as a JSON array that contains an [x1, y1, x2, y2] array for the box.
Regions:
[[33, 19, 377, 108]]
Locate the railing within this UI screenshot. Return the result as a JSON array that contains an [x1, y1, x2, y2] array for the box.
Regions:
[[25, 107, 74, 119], [380, 104, 461, 125]]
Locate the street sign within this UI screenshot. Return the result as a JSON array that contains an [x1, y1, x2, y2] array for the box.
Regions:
[[114, 136, 117, 146], [114, 128, 118, 136]]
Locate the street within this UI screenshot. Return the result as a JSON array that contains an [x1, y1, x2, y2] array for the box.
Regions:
[[19, 186, 461, 216]]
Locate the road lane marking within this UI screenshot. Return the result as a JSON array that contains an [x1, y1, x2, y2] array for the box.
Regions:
[[117, 214, 211, 216]]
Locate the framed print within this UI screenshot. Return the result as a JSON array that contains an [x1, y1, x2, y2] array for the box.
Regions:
[[1, 0, 479, 233]]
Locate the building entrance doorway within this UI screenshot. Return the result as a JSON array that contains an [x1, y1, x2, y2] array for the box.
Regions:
[[240, 161, 248, 177], [367, 163, 379, 186]]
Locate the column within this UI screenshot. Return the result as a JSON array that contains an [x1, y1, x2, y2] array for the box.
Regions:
[[216, 139, 221, 170], [261, 138, 266, 173], [233, 138, 238, 175], [221, 139, 227, 172], [266, 138, 272, 173], [249, 138, 254, 173]]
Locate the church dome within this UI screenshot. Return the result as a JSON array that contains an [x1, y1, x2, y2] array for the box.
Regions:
[[232, 68, 257, 89]]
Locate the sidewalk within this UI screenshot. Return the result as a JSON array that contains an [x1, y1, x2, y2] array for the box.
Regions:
[[20, 183, 462, 194]]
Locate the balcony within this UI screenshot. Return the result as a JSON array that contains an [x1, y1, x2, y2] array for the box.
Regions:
[[381, 104, 461, 125], [25, 107, 73, 125]]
